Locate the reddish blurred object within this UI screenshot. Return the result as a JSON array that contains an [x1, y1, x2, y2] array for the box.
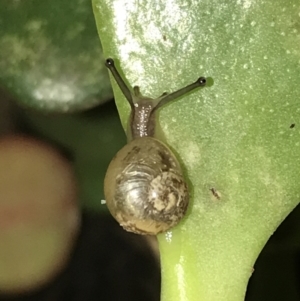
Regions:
[[0, 135, 80, 294]]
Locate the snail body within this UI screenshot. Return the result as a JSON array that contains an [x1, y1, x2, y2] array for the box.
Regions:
[[104, 58, 206, 235]]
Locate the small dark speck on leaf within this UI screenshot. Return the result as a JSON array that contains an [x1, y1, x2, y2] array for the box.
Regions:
[[210, 188, 221, 200], [290, 123, 295, 128], [162, 34, 167, 41]]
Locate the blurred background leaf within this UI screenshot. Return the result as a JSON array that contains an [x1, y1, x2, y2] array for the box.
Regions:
[[0, 0, 112, 112]]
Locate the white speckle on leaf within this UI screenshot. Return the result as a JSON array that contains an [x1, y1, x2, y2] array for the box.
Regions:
[[112, 1, 143, 62], [243, 0, 253, 9], [251, 21, 256, 26], [182, 141, 201, 166], [175, 257, 187, 300], [113, 1, 135, 41], [146, 22, 164, 42], [101, 200, 106, 204], [165, 231, 172, 242], [237, 0, 254, 10]]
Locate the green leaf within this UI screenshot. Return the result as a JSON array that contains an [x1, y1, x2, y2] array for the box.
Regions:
[[0, 0, 112, 112], [92, 1, 300, 300]]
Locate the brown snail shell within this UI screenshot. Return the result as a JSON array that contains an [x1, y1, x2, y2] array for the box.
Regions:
[[104, 137, 188, 235]]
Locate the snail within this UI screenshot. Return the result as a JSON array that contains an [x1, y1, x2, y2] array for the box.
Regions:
[[104, 58, 206, 235]]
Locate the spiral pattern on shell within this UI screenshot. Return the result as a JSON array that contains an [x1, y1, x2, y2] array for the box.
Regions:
[[104, 137, 189, 235]]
